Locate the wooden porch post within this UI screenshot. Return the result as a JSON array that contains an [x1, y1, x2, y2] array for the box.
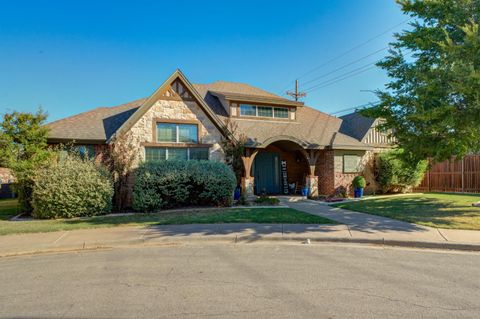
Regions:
[[241, 148, 258, 196], [300, 149, 320, 196]]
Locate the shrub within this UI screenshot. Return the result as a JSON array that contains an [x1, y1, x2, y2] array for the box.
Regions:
[[132, 160, 236, 212], [254, 196, 280, 205], [377, 149, 428, 193], [237, 194, 249, 206], [31, 155, 114, 218], [334, 185, 348, 198], [352, 176, 366, 189]]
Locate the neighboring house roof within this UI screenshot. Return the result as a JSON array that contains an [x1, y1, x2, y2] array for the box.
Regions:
[[46, 98, 146, 142], [339, 112, 377, 141], [330, 132, 374, 150], [45, 69, 372, 150]]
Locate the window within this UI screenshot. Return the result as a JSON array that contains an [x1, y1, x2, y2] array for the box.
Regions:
[[239, 104, 289, 119], [77, 145, 95, 159], [257, 106, 273, 117], [168, 148, 188, 160], [145, 147, 166, 161], [274, 107, 289, 119], [59, 145, 95, 160], [240, 104, 257, 116], [178, 124, 197, 143], [189, 147, 209, 160], [157, 123, 198, 143], [343, 155, 361, 173], [145, 147, 209, 161]]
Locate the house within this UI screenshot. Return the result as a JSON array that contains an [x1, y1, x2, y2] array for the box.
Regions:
[[0, 168, 15, 199], [46, 69, 392, 202]]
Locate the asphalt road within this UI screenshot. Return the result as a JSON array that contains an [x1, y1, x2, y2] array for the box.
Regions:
[[1, 243, 480, 319]]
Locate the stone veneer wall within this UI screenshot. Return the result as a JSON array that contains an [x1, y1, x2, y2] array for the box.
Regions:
[[126, 99, 224, 167], [120, 98, 225, 207]]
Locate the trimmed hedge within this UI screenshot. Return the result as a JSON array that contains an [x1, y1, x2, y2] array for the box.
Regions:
[[132, 160, 236, 212], [32, 156, 114, 219], [352, 176, 366, 189]]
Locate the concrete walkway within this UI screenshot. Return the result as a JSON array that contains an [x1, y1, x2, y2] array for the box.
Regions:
[[2, 197, 480, 256], [280, 196, 480, 245]]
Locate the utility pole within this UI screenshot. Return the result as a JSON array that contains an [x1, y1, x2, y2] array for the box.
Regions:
[[286, 80, 306, 101]]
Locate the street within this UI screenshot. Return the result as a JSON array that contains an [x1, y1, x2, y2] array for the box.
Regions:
[[1, 243, 479, 318]]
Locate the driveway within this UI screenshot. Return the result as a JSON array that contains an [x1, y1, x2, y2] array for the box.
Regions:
[[1, 243, 479, 318]]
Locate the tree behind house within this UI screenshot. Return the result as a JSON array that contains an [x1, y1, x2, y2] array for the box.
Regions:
[[364, 0, 480, 162]]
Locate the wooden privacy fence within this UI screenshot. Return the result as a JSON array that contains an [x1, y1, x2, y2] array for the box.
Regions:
[[415, 155, 480, 193]]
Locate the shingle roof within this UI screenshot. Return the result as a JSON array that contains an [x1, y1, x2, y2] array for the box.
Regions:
[[46, 98, 146, 142], [194, 81, 283, 99], [219, 105, 369, 149], [45, 75, 371, 150], [339, 112, 376, 142]]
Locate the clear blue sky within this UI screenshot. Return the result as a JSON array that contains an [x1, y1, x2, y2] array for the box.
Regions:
[[0, 0, 408, 122]]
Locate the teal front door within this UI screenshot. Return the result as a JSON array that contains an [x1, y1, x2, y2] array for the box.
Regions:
[[254, 152, 281, 194]]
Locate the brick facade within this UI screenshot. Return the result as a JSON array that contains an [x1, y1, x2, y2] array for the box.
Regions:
[[315, 150, 381, 196]]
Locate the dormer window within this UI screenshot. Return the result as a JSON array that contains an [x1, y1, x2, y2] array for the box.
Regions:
[[239, 104, 289, 119]]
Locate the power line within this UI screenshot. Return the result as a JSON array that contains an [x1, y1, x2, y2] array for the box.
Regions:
[[330, 100, 381, 116], [300, 46, 388, 87], [278, 17, 411, 94], [304, 50, 414, 93], [304, 63, 377, 92]]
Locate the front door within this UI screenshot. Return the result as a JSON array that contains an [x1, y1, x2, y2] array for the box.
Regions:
[[254, 152, 281, 194]]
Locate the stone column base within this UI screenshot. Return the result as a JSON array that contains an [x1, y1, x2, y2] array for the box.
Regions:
[[306, 176, 319, 197], [241, 177, 255, 198]]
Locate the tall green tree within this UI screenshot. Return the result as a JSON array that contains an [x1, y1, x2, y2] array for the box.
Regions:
[[0, 109, 53, 211], [365, 0, 480, 162]]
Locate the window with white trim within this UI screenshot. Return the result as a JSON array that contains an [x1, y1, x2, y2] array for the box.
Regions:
[[239, 104, 289, 119], [145, 147, 209, 161], [156, 123, 198, 143]]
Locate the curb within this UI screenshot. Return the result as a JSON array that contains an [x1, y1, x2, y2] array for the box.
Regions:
[[2, 235, 480, 258]]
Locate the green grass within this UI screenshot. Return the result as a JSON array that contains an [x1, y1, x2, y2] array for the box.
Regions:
[[0, 199, 335, 236], [333, 193, 480, 230], [0, 199, 21, 220]]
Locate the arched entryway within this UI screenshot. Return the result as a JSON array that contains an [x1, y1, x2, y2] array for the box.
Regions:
[[241, 138, 321, 196], [253, 140, 309, 195]]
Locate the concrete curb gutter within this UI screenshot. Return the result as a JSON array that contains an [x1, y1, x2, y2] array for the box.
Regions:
[[2, 234, 480, 258]]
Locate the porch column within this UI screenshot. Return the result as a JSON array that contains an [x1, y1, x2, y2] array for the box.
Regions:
[[301, 149, 320, 197], [241, 148, 258, 197]]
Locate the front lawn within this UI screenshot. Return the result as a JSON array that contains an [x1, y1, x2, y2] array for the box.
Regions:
[[0, 199, 20, 220], [0, 199, 335, 236], [332, 193, 480, 230]]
